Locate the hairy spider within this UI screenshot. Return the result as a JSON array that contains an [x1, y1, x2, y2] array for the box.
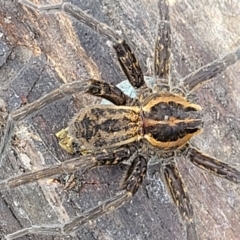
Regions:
[[1, 0, 240, 239]]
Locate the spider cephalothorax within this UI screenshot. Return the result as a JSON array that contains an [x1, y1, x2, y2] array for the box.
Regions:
[[0, 0, 240, 240]]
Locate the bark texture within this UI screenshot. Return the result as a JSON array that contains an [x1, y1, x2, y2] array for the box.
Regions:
[[0, 0, 240, 240]]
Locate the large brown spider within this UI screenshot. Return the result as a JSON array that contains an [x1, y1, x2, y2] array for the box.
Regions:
[[1, 0, 240, 239]]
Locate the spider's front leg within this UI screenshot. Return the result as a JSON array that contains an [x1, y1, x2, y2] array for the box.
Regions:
[[164, 163, 198, 240], [4, 151, 148, 240], [188, 147, 240, 183], [19, 0, 146, 90]]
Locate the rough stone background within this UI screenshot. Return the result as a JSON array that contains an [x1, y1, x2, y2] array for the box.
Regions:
[[0, 0, 240, 239]]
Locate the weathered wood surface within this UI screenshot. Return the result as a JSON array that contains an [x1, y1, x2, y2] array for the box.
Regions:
[[0, 0, 240, 239]]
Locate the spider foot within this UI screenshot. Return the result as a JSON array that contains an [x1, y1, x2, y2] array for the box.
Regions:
[[19, 0, 63, 13], [4, 225, 66, 240], [186, 222, 199, 240]]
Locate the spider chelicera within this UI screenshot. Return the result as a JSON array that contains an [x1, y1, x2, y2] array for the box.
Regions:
[[1, 0, 240, 239]]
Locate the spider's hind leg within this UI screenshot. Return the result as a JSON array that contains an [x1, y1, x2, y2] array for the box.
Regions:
[[188, 147, 240, 183], [63, 153, 148, 234], [164, 163, 198, 240], [3, 151, 148, 239], [0, 144, 139, 189]]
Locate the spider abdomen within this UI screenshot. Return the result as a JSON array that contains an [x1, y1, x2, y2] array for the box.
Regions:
[[69, 105, 141, 149], [141, 92, 203, 150]]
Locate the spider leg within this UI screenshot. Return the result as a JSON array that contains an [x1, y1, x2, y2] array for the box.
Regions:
[[19, 0, 120, 42], [4, 152, 147, 239], [4, 195, 130, 240], [11, 79, 131, 122], [19, 0, 146, 89], [63, 154, 147, 233], [113, 40, 145, 89], [164, 163, 198, 240], [154, 0, 171, 89], [0, 144, 138, 190], [188, 147, 240, 183], [86, 79, 133, 105], [181, 46, 240, 93], [4, 225, 61, 240]]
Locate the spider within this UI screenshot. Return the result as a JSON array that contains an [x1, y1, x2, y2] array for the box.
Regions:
[[1, 0, 240, 239]]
